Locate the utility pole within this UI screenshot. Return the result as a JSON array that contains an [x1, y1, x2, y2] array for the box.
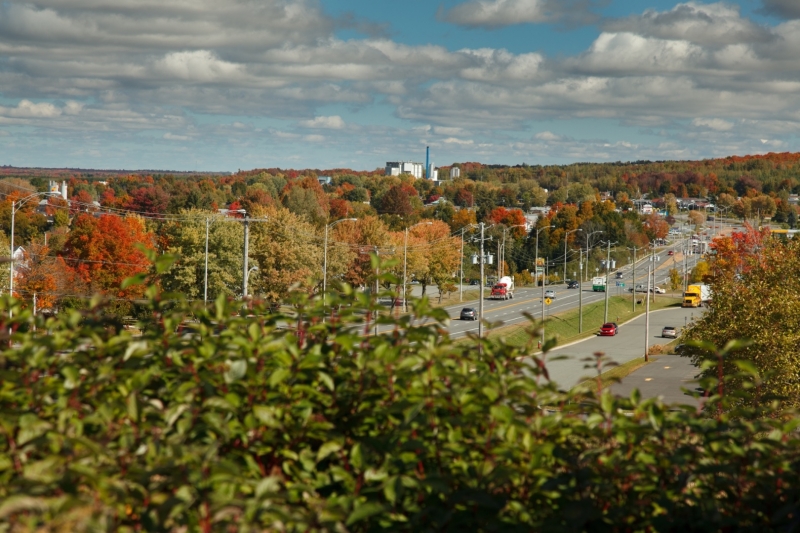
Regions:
[[631, 246, 637, 312], [604, 241, 616, 324], [578, 249, 583, 333], [242, 215, 250, 299], [204, 217, 210, 303], [479, 223, 486, 339], [459, 227, 465, 302], [645, 263, 651, 362]]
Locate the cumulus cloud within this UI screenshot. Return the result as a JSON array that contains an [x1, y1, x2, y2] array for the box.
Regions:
[[758, 0, 800, 19], [604, 3, 774, 47], [692, 118, 734, 131], [300, 116, 346, 129], [441, 0, 601, 29], [1, 0, 800, 169]]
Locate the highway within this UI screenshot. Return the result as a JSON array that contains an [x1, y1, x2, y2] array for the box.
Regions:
[[419, 236, 707, 339], [539, 306, 702, 389]]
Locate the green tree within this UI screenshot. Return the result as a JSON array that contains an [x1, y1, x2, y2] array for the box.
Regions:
[[159, 211, 244, 300], [248, 205, 322, 301], [669, 267, 682, 292]]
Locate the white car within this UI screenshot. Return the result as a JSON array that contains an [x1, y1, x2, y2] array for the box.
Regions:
[[651, 286, 666, 294], [544, 289, 556, 299]]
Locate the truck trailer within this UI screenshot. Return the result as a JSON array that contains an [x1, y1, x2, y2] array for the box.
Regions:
[[490, 276, 515, 300], [682, 283, 712, 308], [592, 277, 606, 292]]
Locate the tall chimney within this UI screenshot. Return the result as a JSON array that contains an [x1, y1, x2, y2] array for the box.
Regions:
[[426, 146, 430, 179]]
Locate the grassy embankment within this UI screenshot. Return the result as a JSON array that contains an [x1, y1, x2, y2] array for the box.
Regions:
[[486, 293, 683, 348]]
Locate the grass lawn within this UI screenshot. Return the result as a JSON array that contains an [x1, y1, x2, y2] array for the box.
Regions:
[[488, 294, 682, 348]]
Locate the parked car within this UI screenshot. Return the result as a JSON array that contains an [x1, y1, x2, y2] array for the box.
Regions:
[[662, 326, 678, 339], [651, 286, 666, 294], [544, 289, 556, 299], [599, 322, 618, 336], [460, 307, 478, 321], [567, 280, 579, 289], [469, 279, 480, 286], [629, 284, 648, 293]]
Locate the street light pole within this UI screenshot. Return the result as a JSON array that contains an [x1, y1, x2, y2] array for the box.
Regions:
[[403, 221, 432, 312], [603, 240, 618, 324], [564, 228, 582, 283], [9, 192, 57, 307], [578, 249, 583, 333], [242, 214, 250, 299], [204, 217, 209, 303], [323, 218, 357, 308], [479, 222, 486, 339]]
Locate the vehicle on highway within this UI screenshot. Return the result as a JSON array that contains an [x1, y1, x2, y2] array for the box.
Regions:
[[667, 250, 674, 256], [629, 284, 648, 293], [469, 279, 480, 286], [652, 286, 666, 294], [683, 283, 712, 308], [592, 276, 606, 292], [490, 276, 515, 300], [599, 322, 618, 336], [460, 307, 478, 320], [662, 326, 678, 339], [567, 280, 579, 289], [615, 271, 624, 279], [544, 289, 556, 299]]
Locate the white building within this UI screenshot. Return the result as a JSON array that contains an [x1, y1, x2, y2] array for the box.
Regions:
[[450, 167, 460, 179], [385, 161, 423, 179]]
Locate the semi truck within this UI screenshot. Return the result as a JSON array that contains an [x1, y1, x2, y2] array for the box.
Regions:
[[682, 283, 712, 308], [490, 276, 515, 300], [592, 277, 606, 292]]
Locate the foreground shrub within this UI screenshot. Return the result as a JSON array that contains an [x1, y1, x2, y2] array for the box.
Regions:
[[0, 283, 799, 531]]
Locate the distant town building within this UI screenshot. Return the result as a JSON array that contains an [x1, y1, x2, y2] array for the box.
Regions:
[[48, 180, 68, 200], [385, 161, 423, 179], [429, 167, 438, 180], [450, 167, 460, 179], [317, 176, 332, 186]]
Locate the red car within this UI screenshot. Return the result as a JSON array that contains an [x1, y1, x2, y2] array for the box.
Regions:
[[668, 250, 674, 256], [599, 323, 618, 336]]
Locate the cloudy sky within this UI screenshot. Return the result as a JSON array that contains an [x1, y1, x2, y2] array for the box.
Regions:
[[0, 0, 798, 171]]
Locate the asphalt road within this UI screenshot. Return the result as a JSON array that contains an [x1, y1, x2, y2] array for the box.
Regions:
[[534, 306, 703, 389]]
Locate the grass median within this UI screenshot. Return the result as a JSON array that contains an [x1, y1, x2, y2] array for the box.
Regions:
[[486, 293, 682, 348]]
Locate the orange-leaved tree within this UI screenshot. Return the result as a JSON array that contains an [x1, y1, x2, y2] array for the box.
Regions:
[[61, 214, 154, 298]]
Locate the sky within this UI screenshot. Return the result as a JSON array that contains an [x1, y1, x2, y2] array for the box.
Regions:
[[1, 0, 799, 172]]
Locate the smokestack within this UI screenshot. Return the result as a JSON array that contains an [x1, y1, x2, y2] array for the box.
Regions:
[[426, 146, 430, 180], [61, 181, 68, 200]]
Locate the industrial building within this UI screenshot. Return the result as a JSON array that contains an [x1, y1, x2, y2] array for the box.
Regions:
[[385, 161, 423, 179]]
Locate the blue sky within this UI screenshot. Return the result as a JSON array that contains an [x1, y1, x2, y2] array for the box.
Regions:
[[1, 0, 799, 172]]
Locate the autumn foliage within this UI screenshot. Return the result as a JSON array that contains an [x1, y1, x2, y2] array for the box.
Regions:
[[62, 214, 154, 297]]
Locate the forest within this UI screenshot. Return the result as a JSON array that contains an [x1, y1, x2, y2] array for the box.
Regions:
[[0, 151, 798, 314]]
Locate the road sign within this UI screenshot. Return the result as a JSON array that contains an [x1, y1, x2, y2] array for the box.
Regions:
[[545, 298, 552, 305], [616, 282, 625, 287]]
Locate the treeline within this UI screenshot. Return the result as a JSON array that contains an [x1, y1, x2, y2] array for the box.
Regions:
[[1, 152, 799, 313]]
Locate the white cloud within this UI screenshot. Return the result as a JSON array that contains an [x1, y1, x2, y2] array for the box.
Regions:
[[163, 133, 191, 141], [692, 118, 734, 131], [151, 51, 245, 83], [534, 131, 561, 141], [300, 115, 346, 129], [442, 0, 600, 29], [604, 3, 773, 48]]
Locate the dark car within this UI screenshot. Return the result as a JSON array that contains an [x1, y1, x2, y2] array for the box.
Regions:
[[469, 279, 480, 286], [599, 322, 618, 336], [567, 280, 579, 289], [615, 271, 624, 279], [460, 307, 478, 321]]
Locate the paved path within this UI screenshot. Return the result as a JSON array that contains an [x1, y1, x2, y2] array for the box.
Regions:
[[538, 306, 702, 389], [611, 353, 702, 407]]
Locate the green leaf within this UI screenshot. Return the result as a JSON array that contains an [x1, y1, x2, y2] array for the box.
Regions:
[[318, 371, 335, 391], [203, 397, 235, 412], [269, 367, 291, 388], [350, 443, 363, 470], [317, 441, 342, 463], [121, 273, 147, 289], [224, 359, 247, 383], [127, 394, 139, 422], [17, 415, 51, 446], [62, 366, 80, 390], [346, 502, 387, 526]]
